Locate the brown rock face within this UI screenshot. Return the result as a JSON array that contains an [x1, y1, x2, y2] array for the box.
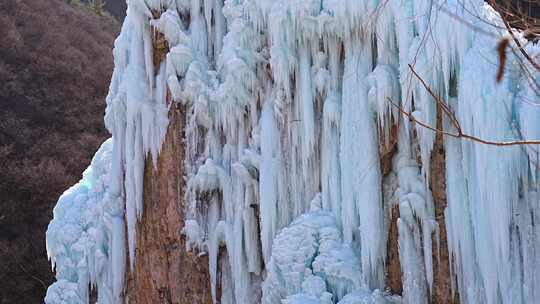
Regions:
[[429, 105, 456, 304], [381, 111, 455, 301], [381, 121, 403, 295], [386, 205, 403, 295], [125, 105, 212, 304]]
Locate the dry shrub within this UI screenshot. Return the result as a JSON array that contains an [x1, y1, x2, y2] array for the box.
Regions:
[[0, 0, 119, 302]]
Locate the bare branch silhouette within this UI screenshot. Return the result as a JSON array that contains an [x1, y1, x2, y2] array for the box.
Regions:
[[386, 64, 540, 147]]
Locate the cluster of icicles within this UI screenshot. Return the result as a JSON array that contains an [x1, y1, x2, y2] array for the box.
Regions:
[[45, 0, 540, 303]]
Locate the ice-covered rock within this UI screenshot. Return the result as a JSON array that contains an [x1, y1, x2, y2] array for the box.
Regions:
[[46, 0, 540, 303], [262, 208, 363, 303], [46, 139, 125, 304]]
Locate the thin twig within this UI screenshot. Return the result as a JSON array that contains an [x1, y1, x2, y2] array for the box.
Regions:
[[388, 96, 540, 146], [389, 66, 540, 147], [500, 7, 540, 72], [386, 98, 460, 138], [407, 64, 462, 131], [0, 246, 47, 290], [17, 260, 47, 290]]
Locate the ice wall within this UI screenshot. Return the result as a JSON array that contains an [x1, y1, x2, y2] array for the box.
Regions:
[[46, 0, 540, 303], [45, 139, 126, 304]]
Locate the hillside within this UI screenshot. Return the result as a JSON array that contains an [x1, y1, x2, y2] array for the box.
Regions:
[[0, 0, 118, 302], [104, 0, 126, 20]]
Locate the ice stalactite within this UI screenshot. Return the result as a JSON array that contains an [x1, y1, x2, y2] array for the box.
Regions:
[[321, 90, 342, 225], [104, 3, 170, 269], [260, 98, 281, 264], [46, 0, 540, 303], [443, 18, 540, 302], [393, 125, 436, 304], [340, 38, 386, 289]]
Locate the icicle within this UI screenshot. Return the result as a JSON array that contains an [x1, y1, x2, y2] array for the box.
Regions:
[[321, 90, 341, 224], [340, 38, 385, 289], [259, 98, 280, 264]]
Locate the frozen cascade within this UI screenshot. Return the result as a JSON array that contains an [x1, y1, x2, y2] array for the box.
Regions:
[[104, 1, 170, 269], [45, 0, 540, 303], [340, 38, 385, 289], [45, 139, 126, 304]]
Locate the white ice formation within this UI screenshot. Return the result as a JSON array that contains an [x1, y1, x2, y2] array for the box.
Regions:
[[46, 0, 540, 303], [45, 139, 126, 304]]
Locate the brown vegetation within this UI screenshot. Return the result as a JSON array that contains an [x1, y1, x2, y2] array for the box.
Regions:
[[0, 0, 118, 302]]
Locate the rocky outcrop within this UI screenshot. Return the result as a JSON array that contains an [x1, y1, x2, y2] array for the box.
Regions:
[[126, 104, 212, 304], [429, 106, 454, 304]]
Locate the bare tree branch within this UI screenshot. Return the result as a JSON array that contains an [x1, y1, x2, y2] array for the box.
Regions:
[[386, 97, 461, 138], [500, 15, 540, 72], [387, 65, 540, 147]]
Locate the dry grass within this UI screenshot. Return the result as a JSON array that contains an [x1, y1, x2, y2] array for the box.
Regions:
[[0, 0, 118, 302]]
